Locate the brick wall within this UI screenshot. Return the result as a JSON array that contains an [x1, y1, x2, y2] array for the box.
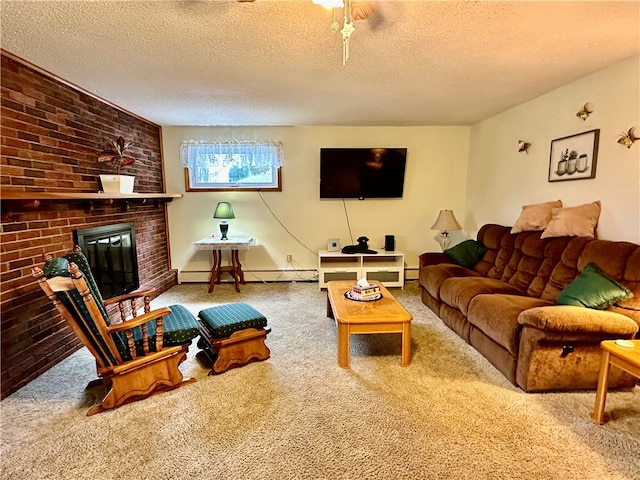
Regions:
[[1, 52, 178, 398]]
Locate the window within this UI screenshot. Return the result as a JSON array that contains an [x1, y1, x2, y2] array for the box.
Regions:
[[180, 141, 284, 191]]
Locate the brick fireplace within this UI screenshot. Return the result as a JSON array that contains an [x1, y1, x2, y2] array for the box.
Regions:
[[0, 51, 178, 398]]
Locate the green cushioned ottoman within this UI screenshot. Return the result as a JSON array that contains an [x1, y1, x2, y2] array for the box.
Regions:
[[197, 303, 271, 374]]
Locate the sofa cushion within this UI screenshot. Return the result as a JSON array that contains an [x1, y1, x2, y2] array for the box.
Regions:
[[532, 237, 574, 298], [440, 276, 525, 316], [473, 224, 513, 278], [511, 200, 562, 234], [419, 263, 480, 301], [577, 239, 639, 279], [500, 232, 540, 285], [445, 240, 488, 268], [607, 305, 640, 334], [577, 242, 640, 330], [541, 201, 601, 239], [541, 237, 592, 300], [556, 263, 633, 310], [418, 252, 450, 268], [468, 294, 553, 356], [518, 305, 639, 336], [611, 248, 640, 325]]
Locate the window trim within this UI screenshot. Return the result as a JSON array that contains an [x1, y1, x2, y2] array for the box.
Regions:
[[183, 167, 282, 192]]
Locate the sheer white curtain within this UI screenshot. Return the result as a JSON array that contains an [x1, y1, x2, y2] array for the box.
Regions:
[[179, 140, 285, 169]]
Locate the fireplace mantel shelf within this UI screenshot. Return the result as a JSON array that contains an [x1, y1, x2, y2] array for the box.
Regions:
[[1, 191, 182, 218], [1, 191, 182, 201]]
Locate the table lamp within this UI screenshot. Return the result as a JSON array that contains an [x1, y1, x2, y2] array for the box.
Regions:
[[430, 209, 462, 251], [213, 201, 235, 240]]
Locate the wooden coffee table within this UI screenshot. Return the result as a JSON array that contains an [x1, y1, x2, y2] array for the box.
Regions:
[[591, 339, 640, 424], [326, 280, 413, 368]]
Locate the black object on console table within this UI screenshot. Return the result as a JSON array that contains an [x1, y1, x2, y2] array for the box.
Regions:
[[341, 236, 378, 254]]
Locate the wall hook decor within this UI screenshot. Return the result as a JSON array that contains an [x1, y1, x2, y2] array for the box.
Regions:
[[617, 127, 638, 148], [518, 140, 531, 154], [576, 103, 593, 121]]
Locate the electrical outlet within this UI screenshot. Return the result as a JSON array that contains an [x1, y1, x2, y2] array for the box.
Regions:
[[286, 254, 293, 263]]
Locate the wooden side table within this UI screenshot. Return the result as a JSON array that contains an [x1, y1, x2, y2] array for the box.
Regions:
[[193, 236, 254, 293], [591, 339, 640, 424]]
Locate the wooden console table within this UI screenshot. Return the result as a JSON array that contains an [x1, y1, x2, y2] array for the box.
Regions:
[[193, 236, 254, 293], [318, 250, 405, 290]]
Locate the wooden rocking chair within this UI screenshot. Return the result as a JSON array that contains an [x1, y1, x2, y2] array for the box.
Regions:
[[32, 248, 200, 415]]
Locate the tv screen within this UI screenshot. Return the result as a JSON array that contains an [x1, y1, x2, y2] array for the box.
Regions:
[[320, 148, 407, 199]]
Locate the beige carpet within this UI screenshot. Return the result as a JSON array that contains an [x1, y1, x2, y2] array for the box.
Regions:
[[1, 281, 639, 480]]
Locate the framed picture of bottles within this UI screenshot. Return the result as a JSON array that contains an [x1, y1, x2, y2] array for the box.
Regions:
[[548, 129, 599, 182]]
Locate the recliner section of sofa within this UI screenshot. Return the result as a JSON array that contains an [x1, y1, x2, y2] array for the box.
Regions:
[[419, 224, 640, 392]]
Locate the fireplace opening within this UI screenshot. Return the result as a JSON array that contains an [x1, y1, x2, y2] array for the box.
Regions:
[[73, 222, 140, 299]]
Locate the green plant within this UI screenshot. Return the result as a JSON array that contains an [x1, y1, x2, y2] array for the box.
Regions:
[[98, 136, 135, 173], [560, 148, 569, 162]]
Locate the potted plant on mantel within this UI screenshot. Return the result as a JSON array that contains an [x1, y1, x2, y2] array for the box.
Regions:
[[97, 136, 136, 194]]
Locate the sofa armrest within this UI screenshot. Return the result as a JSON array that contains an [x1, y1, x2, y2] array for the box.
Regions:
[[518, 306, 639, 336], [419, 252, 451, 268]]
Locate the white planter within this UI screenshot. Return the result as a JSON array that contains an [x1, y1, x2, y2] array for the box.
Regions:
[[99, 174, 135, 194]]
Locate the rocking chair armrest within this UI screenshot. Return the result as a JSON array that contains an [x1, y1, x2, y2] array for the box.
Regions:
[[104, 289, 157, 306], [107, 307, 172, 333]]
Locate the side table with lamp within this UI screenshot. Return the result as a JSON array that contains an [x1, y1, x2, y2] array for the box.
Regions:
[[213, 201, 235, 240], [194, 201, 254, 293], [193, 236, 254, 293]]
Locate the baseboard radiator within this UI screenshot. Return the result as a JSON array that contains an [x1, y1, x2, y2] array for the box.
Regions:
[[178, 269, 319, 284], [179, 268, 418, 284]]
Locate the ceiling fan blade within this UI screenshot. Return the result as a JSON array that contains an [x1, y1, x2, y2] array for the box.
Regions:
[[351, 1, 376, 21]]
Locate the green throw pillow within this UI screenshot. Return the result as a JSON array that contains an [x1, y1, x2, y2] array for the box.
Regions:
[[444, 240, 487, 269], [556, 263, 633, 309]]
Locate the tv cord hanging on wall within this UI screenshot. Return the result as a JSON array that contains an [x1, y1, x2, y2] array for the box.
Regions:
[[257, 192, 355, 255], [258, 191, 317, 256], [342, 198, 354, 246]]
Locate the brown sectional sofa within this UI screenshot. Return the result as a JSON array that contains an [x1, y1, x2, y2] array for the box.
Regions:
[[419, 224, 640, 391]]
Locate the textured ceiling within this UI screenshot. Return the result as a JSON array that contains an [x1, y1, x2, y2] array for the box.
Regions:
[[1, 0, 639, 126]]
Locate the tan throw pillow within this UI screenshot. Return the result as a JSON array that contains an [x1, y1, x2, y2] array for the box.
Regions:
[[511, 200, 562, 234], [540, 201, 601, 239]]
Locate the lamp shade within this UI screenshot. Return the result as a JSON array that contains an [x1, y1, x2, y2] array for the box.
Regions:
[[430, 210, 462, 231], [213, 202, 235, 220]]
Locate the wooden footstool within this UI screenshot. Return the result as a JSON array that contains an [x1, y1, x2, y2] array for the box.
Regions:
[[197, 303, 271, 374]]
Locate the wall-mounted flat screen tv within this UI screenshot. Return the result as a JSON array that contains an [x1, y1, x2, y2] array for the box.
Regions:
[[319, 148, 407, 199]]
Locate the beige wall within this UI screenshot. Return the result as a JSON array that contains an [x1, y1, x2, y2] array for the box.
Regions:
[[163, 126, 470, 281], [164, 56, 639, 283], [466, 55, 640, 242]]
